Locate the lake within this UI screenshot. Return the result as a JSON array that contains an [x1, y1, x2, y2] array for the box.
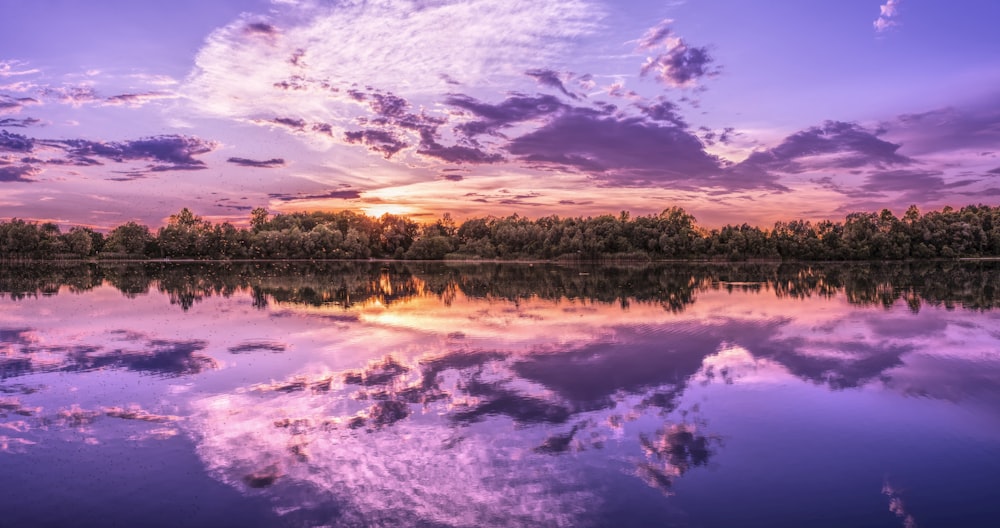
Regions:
[[2, 261, 999, 527]]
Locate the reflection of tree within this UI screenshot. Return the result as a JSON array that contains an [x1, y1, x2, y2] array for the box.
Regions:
[[4, 260, 1000, 312]]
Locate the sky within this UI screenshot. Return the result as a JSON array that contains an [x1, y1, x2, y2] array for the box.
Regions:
[[1, 0, 999, 229]]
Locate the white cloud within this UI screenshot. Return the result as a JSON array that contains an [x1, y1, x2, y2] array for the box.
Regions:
[[874, 0, 902, 33], [183, 0, 601, 126]]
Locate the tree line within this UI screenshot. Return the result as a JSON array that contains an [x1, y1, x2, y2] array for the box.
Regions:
[[2, 204, 1000, 261]]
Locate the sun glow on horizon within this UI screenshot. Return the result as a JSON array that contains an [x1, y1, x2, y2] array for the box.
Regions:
[[361, 204, 419, 218]]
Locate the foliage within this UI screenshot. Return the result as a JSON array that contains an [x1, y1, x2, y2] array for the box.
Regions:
[[3, 204, 1000, 261]]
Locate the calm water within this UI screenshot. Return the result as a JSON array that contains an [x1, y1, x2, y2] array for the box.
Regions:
[[2, 261, 999, 527]]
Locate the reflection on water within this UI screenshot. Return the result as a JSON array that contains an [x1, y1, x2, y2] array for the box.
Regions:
[[2, 262, 1000, 527]]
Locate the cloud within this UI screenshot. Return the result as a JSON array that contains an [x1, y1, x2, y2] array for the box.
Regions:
[[448, 93, 567, 138], [432, 92, 789, 190], [886, 104, 1000, 155], [505, 107, 754, 188], [0, 164, 38, 182], [228, 340, 287, 354], [636, 98, 687, 128], [344, 129, 408, 158], [525, 69, 578, 100], [184, 0, 600, 125], [874, 0, 902, 33], [858, 169, 977, 201], [269, 117, 307, 131], [417, 141, 504, 164], [103, 91, 177, 107], [57, 135, 216, 170], [0, 95, 39, 115], [226, 157, 286, 168], [244, 21, 278, 36], [39, 85, 101, 107], [268, 189, 361, 201], [0, 60, 39, 77], [637, 20, 716, 87], [0, 117, 40, 127], [0, 130, 33, 152], [736, 120, 911, 176]]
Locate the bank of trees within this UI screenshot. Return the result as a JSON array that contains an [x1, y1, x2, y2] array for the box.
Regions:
[[2, 204, 1000, 261]]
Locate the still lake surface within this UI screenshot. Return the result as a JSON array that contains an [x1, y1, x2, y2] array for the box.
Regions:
[[2, 261, 999, 527]]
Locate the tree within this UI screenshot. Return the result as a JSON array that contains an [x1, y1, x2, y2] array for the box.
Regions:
[[105, 221, 152, 256]]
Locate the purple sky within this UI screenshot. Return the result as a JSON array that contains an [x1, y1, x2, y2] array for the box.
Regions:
[[2, 0, 999, 229]]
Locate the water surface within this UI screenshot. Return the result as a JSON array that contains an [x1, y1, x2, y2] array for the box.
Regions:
[[2, 262, 999, 527]]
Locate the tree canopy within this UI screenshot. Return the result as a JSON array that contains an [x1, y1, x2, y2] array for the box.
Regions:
[[3, 204, 1000, 261]]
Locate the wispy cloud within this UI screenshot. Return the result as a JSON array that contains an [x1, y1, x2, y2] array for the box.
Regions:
[[525, 69, 579, 100], [0, 117, 41, 128], [268, 189, 361, 201], [874, 0, 902, 33], [226, 157, 286, 168], [0, 95, 39, 115], [184, 0, 600, 123], [103, 91, 178, 108], [0, 60, 40, 78]]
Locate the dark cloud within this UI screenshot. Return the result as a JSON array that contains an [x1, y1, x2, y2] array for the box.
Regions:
[[438, 173, 464, 181], [447, 93, 566, 138], [637, 20, 717, 87], [69, 339, 217, 377], [344, 129, 407, 158], [346, 88, 367, 102], [736, 121, 910, 176], [860, 169, 977, 198], [525, 69, 578, 100], [0, 130, 33, 152], [106, 172, 147, 182], [4, 331, 217, 378], [268, 189, 361, 201], [0, 117, 40, 128], [149, 163, 208, 172], [888, 105, 1000, 155], [417, 141, 504, 164], [58, 135, 215, 170], [989, 167, 1000, 175], [271, 117, 307, 131], [228, 340, 287, 354], [438, 92, 788, 190], [245, 22, 278, 36], [227, 157, 286, 168], [103, 92, 172, 107], [450, 377, 572, 425], [311, 123, 333, 136], [0, 164, 38, 182], [367, 92, 409, 118], [0, 95, 39, 115], [506, 108, 737, 187], [641, 44, 715, 87], [636, 99, 687, 128]]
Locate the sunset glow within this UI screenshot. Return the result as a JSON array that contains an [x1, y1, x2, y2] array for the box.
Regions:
[[2, 1, 997, 229]]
